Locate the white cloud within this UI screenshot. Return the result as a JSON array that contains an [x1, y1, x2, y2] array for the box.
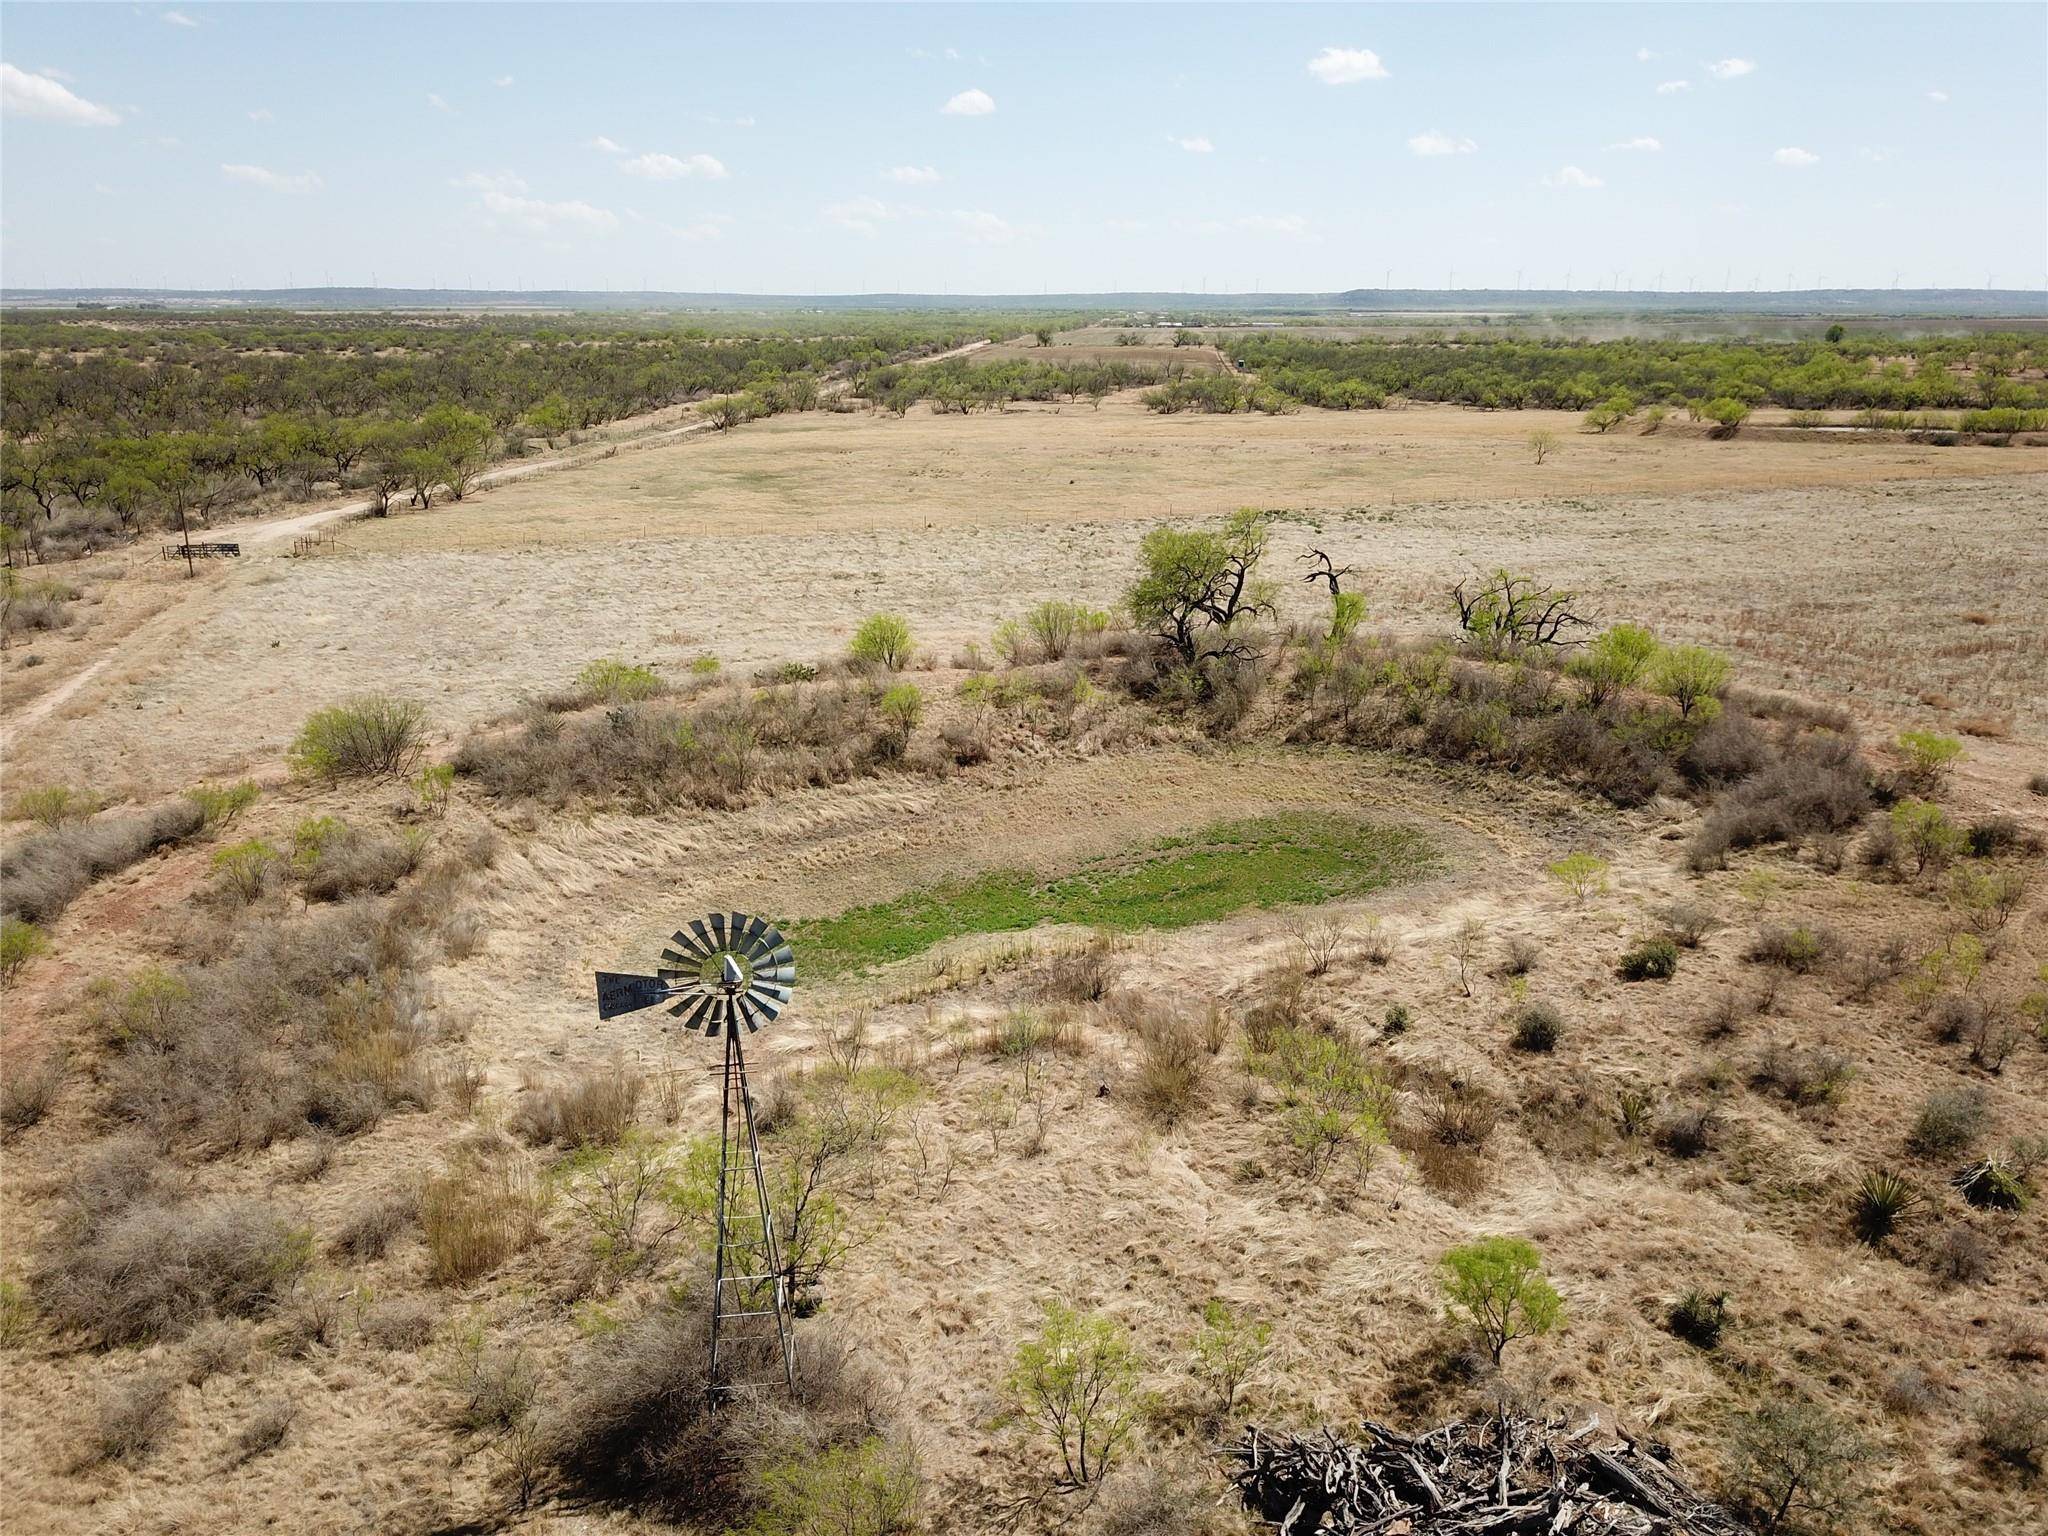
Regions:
[[1607, 136, 1661, 151], [1171, 134, 1214, 153], [248, 107, 273, 122], [457, 171, 618, 234], [162, 10, 199, 26], [1237, 213, 1308, 236], [221, 162, 323, 195], [1407, 129, 1476, 157], [456, 170, 527, 195], [427, 92, 454, 113], [1307, 46, 1389, 85], [1704, 57, 1755, 79], [884, 164, 942, 184], [952, 209, 1018, 244], [618, 150, 728, 180], [825, 195, 892, 236], [1635, 47, 1656, 62], [494, 74, 515, 88], [1655, 79, 1690, 94], [1857, 146, 1896, 163], [1, 63, 122, 125], [941, 87, 995, 116], [589, 135, 627, 154], [1541, 165, 1603, 189], [37, 64, 75, 81], [1773, 145, 1819, 167], [1926, 88, 1948, 103]]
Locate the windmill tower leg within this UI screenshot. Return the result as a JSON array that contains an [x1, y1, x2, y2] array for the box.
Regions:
[[709, 1021, 795, 1400]]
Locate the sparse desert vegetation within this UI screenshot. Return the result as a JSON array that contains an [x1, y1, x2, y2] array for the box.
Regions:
[[2, 289, 2043, 1536]]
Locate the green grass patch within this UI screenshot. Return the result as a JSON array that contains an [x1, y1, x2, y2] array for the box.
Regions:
[[785, 812, 1440, 977]]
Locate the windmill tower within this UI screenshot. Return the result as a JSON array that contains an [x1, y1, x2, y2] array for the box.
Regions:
[[597, 912, 797, 1398]]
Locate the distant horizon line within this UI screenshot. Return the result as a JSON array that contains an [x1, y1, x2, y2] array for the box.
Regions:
[[5, 283, 2045, 316]]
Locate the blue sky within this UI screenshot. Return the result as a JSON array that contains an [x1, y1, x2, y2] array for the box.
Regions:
[[2, 2, 2042, 294]]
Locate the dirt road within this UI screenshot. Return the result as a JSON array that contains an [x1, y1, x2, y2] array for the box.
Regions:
[[1, 337, 995, 740]]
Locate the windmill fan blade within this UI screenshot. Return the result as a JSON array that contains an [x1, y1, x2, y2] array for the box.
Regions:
[[708, 913, 728, 951], [688, 917, 715, 953], [764, 943, 794, 969], [669, 927, 711, 959], [755, 964, 795, 986]]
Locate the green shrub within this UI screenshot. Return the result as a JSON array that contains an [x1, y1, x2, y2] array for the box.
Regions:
[[1890, 799, 1961, 873], [1701, 397, 1752, 435], [1896, 729, 1962, 792], [1651, 644, 1732, 719], [1583, 394, 1634, 432], [288, 697, 428, 780], [1908, 1087, 1988, 1160], [1016, 599, 1108, 661], [688, 654, 721, 677], [185, 781, 259, 836], [1437, 1236, 1562, 1365], [0, 916, 50, 984], [1724, 1400, 1873, 1535], [412, 762, 455, 816], [849, 613, 913, 671], [877, 682, 923, 757], [577, 658, 664, 703], [1191, 1298, 1272, 1416], [750, 1437, 922, 1536], [211, 839, 279, 903], [1509, 1001, 1564, 1052], [1748, 924, 1837, 973], [1569, 623, 1659, 707], [1545, 851, 1608, 902], [1006, 1300, 1142, 1486], [10, 784, 96, 828], [1617, 937, 1680, 982]]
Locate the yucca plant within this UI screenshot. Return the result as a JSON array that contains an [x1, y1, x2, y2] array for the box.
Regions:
[[1853, 1169, 1924, 1244], [1952, 1158, 2029, 1212], [1667, 1288, 1731, 1349], [1615, 1085, 1656, 1139]]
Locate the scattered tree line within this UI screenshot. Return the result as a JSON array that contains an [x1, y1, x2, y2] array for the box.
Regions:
[[0, 310, 1042, 562], [1220, 331, 2048, 413], [853, 356, 1172, 414]]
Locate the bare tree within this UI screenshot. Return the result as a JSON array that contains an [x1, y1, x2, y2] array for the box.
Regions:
[[1451, 569, 1588, 652]]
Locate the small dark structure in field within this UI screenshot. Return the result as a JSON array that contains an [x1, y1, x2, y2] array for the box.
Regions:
[[1225, 1412, 1744, 1534]]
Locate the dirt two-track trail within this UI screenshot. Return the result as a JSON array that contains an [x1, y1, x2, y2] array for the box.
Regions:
[[0, 338, 992, 742]]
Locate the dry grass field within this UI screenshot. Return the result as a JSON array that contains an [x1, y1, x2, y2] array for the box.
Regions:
[[3, 389, 2045, 1536]]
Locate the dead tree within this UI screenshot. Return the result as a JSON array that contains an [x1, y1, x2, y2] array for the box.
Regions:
[[1300, 549, 1354, 596], [1451, 569, 1588, 653], [1226, 1411, 1749, 1535]]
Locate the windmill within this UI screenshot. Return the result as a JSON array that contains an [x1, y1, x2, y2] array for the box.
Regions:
[[596, 912, 797, 1398]]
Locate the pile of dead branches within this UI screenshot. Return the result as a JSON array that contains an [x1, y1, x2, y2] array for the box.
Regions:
[[1225, 1410, 1747, 1535]]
